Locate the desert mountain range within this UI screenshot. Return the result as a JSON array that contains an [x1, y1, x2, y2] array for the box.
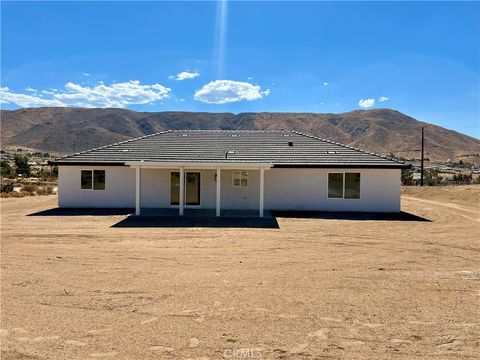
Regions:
[[1, 107, 478, 163]]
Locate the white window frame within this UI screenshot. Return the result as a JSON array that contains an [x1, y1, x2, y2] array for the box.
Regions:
[[327, 172, 361, 200], [80, 169, 106, 191], [232, 171, 248, 187]]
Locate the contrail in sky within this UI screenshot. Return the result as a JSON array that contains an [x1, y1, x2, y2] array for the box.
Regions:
[[213, 0, 228, 79]]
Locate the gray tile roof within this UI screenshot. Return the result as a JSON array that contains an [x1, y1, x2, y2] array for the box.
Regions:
[[51, 130, 410, 168]]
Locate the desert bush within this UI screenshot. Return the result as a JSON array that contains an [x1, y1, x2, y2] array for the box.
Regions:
[[20, 184, 38, 194], [401, 170, 414, 186], [0, 190, 33, 198], [0, 183, 14, 193], [36, 185, 55, 195], [452, 173, 472, 184], [36, 167, 58, 181], [423, 170, 443, 186], [1, 160, 14, 178]]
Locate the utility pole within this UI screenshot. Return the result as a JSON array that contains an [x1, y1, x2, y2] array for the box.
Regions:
[[420, 127, 425, 186]]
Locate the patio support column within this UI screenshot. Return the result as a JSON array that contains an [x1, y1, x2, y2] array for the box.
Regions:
[[216, 167, 221, 217], [135, 166, 141, 216], [259, 167, 265, 218], [179, 167, 184, 216]]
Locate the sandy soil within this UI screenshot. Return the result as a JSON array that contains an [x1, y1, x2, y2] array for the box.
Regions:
[[1, 186, 479, 359]]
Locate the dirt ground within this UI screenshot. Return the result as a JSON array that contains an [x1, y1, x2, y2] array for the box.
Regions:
[[1, 186, 479, 359]]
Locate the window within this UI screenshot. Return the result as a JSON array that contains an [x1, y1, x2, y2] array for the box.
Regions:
[[328, 172, 361, 199], [327, 173, 343, 198], [345, 173, 360, 199], [81, 170, 93, 189], [170, 172, 200, 205], [81, 170, 105, 190], [232, 171, 248, 187], [93, 170, 106, 190]]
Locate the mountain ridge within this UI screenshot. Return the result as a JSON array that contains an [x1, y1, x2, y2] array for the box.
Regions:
[[1, 107, 478, 163]]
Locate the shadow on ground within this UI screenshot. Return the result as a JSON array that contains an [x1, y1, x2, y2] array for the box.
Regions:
[[111, 216, 280, 229], [273, 210, 431, 222], [28, 208, 134, 216], [27, 208, 430, 227]]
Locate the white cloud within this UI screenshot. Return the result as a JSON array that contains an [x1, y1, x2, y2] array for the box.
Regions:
[[169, 71, 200, 81], [323, 82, 328, 86], [194, 80, 270, 104], [83, 73, 91, 77], [1, 87, 64, 107], [378, 96, 389, 102], [358, 98, 375, 108], [55, 81, 171, 108], [0, 81, 171, 108], [25, 87, 38, 92]]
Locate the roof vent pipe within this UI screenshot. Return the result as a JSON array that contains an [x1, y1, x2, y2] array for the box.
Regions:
[[288, 141, 294, 147], [225, 150, 237, 159]]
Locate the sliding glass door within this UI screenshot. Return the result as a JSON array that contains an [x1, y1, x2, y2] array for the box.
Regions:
[[170, 172, 201, 206]]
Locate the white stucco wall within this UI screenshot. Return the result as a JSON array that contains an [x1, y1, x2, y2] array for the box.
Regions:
[[139, 169, 217, 209], [264, 168, 401, 212], [58, 166, 401, 212], [58, 165, 136, 208], [221, 169, 261, 210]]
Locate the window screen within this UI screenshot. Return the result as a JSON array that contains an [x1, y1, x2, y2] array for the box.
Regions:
[[81, 170, 92, 189], [328, 173, 344, 198], [345, 173, 360, 199], [93, 170, 106, 190], [232, 171, 248, 187]]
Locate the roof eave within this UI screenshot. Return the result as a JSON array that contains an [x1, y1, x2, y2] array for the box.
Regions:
[[273, 163, 412, 169], [125, 161, 274, 169], [48, 160, 126, 166]]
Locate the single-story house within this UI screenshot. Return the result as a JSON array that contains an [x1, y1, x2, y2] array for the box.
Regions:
[[50, 130, 410, 216]]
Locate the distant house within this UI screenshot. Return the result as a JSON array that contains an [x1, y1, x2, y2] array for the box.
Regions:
[[50, 130, 410, 216]]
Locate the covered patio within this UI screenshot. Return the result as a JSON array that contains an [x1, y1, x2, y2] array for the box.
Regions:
[[139, 208, 273, 218], [126, 161, 273, 218]]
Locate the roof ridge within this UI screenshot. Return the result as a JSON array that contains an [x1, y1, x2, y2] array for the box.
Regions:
[[170, 129, 288, 133], [55, 130, 173, 161], [290, 130, 406, 165]]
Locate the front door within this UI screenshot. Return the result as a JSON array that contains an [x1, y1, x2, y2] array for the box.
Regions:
[[170, 172, 201, 206]]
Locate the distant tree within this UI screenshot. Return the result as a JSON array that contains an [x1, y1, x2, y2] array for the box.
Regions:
[[401, 170, 414, 186], [36, 166, 58, 180], [0, 160, 14, 178], [453, 173, 472, 184], [14, 154, 31, 177], [0, 182, 14, 193], [424, 170, 442, 186]]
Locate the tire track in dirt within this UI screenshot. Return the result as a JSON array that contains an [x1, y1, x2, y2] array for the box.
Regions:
[[403, 196, 479, 222]]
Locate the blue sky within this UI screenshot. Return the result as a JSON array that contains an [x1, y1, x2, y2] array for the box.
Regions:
[[1, 1, 479, 138]]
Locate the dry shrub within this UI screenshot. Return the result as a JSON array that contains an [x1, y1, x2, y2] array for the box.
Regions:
[[36, 185, 55, 195], [0, 191, 33, 198], [0, 184, 56, 197], [20, 184, 38, 194], [0, 183, 14, 193]]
